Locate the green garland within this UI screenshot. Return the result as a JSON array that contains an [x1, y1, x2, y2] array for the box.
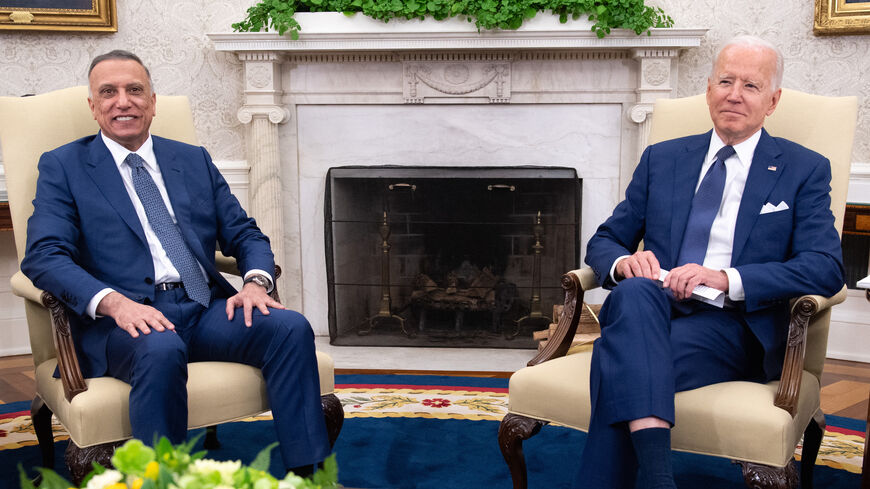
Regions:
[[232, 0, 673, 40]]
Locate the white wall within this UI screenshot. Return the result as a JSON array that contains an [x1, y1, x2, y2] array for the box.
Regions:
[[0, 0, 868, 359]]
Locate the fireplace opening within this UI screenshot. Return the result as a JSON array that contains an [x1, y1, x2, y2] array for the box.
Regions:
[[325, 166, 581, 348]]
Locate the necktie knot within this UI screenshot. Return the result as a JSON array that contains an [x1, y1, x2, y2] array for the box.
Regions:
[[125, 152, 146, 171], [716, 145, 735, 164]]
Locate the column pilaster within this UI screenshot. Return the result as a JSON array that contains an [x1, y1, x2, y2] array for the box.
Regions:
[[236, 52, 299, 307]]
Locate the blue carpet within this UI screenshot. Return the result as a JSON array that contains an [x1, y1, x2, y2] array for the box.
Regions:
[[2, 375, 863, 489]]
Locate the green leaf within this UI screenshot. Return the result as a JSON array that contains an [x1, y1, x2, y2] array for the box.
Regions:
[[249, 441, 279, 472], [17, 465, 36, 489], [31, 468, 73, 489], [112, 439, 156, 476], [312, 454, 339, 487]]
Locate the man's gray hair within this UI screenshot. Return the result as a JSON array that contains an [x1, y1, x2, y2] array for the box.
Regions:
[[712, 35, 784, 92], [87, 50, 154, 95]]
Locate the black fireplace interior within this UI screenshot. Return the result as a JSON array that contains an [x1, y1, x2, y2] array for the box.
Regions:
[[325, 166, 581, 348]]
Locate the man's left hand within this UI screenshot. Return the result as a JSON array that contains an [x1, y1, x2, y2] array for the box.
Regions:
[[663, 264, 729, 301], [226, 282, 286, 327]]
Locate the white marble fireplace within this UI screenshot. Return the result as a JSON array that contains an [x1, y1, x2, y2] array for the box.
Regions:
[[210, 15, 707, 336]]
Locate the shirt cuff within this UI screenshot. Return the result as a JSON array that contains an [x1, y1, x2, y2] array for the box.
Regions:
[[609, 255, 631, 283], [244, 269, 274, 293], [723, 267, 745, 301], [87, 288, 115, 319]]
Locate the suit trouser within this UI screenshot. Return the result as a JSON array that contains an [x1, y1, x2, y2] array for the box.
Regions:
[[104, 286, 330, 468], [573, 277, 765, 488]]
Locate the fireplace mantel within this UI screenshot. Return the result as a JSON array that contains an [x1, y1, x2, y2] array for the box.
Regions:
[[209, 17, 707, 331]]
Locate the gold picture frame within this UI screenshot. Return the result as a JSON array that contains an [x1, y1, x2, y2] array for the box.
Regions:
[[0, 0, 116, 32], [815, 0, 870, 35]]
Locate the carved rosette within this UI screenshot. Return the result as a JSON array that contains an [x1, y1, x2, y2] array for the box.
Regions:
[[403, 58, 511, 103]]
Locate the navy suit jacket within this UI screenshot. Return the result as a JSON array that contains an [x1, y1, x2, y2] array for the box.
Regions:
[[585, 129, 844, 380], [21, 133, 274, 378]]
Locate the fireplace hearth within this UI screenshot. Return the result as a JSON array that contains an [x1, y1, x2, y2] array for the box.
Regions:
[[325, 166, 580, 348]]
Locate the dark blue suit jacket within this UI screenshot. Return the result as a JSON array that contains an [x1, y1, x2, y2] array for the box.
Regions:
[[585, 129, 844, 380], [21, 133, 275, 378]]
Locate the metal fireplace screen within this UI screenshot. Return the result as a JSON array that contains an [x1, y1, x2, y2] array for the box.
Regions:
[[325, 166, 581, 348]]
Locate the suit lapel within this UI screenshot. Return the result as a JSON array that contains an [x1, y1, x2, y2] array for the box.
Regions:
[[668, 132, 711, 266], [85, 135, 149, 247], [732, 129, 785, 264], [152, 137, 215, 276]]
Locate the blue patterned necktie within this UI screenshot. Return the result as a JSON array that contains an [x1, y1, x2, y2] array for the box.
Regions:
[[676, 145, 736, 267], [126, 153, 211, 307]]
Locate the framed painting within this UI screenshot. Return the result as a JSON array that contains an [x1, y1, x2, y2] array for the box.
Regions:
[[815, 0, 870, 34], [0, 0, 116, 31]]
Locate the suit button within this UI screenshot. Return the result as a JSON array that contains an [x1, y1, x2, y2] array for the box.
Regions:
[[144, 277, 154, 285], [143, 298, 152, 305]]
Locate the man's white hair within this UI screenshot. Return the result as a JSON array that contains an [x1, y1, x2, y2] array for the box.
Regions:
[[711, 35, 784, 92]]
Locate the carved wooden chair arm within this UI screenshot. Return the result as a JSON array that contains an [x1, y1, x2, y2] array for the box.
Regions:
[[10, 271, 87, 402], [774, 285, 848, 416], [527, 268, 598, 366]]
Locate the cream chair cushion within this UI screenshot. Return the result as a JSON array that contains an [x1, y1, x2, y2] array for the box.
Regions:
[[35, 352, 335, 447], [508, 351, 818, 466]]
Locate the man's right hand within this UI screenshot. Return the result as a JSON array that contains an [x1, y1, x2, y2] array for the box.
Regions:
[[96, 291, 175, 338], [616, 250, 661, 281]]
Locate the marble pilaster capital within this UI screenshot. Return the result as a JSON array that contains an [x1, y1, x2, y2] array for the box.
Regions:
[[628, 104, 654, 124], [237, 105, 290, 125]]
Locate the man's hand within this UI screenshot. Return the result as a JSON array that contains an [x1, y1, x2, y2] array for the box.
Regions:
[[663, 264, 729, 301], [226, 281, 286, 327], [97, 291, 175, 338], [616, 250, 661, 281]]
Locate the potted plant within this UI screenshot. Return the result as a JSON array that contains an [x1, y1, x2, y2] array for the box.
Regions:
[[232, 0, 672, 40]]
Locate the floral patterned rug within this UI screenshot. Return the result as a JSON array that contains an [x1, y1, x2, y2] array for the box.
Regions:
[[1, 374, 865, 477]]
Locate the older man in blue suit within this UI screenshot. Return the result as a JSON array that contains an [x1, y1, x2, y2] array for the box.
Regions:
[[21, 50, 329, 475], [578, 36, 844, 488]]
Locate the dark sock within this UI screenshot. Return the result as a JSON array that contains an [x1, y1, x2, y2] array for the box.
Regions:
[[630, 427, 677, 489], [287, 464, 315, 478]]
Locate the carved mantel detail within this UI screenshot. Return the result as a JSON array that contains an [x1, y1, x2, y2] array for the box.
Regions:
[[401, 53, 512, 103]]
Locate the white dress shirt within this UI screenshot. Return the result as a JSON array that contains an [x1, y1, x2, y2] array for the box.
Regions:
[[610, 129, 763, 302], [86, 132, 271, 317]]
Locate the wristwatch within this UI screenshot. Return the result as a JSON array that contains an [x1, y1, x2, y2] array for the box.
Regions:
[[244, 274, 270, 291]]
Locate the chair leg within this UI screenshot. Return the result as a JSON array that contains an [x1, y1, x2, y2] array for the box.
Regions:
[[65, 440, 124, 485], [800, 411, 825, 489], [203, 425, 221, 450], [321, 393, 344, 449], [498, 413, 547, 489], [30, 396, 55, 469], [735, 460, 798, 489]]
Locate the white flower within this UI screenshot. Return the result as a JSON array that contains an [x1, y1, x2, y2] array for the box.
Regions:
[[189, 458, 242, 483], [278, 474, 306, 489], [84, 470, 123, 489]]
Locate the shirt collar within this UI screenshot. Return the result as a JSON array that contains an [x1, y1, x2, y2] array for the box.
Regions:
[[100, 131, 157, 172], [707, 128, 762, 168]]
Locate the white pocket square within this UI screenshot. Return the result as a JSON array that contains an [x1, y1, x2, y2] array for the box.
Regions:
[[760, 201, 789, 214]]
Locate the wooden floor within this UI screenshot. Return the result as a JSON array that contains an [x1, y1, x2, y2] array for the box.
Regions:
[[0, 354, 868, 419]]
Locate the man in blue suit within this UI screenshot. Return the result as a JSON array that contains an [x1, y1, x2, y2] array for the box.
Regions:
[[578, 36, 844, 488], [21, 50, 329, 474]]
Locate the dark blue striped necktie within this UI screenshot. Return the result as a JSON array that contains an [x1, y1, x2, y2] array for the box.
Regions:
[[126, 152, 210, 307], [676, 145, 736, 267]]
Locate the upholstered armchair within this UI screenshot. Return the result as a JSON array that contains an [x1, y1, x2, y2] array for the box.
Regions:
[[498, 88, 858, 489], [0, 86, 344, 483]]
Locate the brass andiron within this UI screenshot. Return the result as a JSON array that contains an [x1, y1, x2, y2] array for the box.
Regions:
[[512, 211, 552, 337], [358, 211, 410, 336]]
